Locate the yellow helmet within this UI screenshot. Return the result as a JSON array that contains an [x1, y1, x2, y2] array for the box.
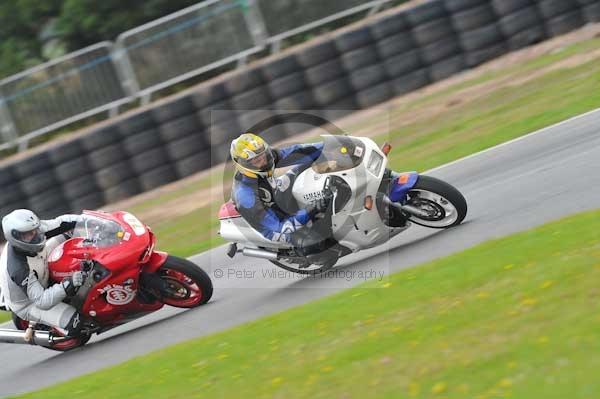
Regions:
[[230, 133, 275, 178]]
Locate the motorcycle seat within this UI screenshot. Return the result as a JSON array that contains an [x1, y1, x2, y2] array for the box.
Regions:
[[218, 200, 241, 219]]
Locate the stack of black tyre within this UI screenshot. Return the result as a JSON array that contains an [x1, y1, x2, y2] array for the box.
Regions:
[[2, 0, 599, 239]]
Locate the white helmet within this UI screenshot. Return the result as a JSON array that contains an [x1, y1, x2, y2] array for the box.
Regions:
[[2, 209, 46, 254]]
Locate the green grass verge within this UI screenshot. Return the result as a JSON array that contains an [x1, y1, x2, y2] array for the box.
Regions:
[[0, 311, 9, 323], [16, 208, 600, 399], [138, 36, 600, 257]]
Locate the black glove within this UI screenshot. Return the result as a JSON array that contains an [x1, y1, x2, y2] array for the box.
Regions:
[[307, 196, 331, 218], [62, 271, 85, 297]]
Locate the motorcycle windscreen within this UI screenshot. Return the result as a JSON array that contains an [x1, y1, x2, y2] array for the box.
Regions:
[[312, 135, 365, 174]]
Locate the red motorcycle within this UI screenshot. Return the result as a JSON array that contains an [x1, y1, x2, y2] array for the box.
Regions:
[[1, 210, 213, 351]]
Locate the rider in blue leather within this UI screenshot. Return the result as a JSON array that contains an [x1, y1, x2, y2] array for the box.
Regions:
[[230, 133, 327, 244]]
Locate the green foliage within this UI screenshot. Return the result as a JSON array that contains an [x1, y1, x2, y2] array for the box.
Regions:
[[0, 0, 199, 79]]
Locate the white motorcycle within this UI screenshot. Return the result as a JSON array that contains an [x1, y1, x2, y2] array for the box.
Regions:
[[218, 135, 467, 274]]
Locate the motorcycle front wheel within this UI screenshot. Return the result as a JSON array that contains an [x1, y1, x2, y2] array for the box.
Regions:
[[158, 255, 213, 308], [405, 175, 467, 229]]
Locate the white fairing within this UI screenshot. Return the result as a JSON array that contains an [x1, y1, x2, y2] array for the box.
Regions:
[[219, 135, 409, 254]]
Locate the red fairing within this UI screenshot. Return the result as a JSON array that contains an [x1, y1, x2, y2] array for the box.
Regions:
[[218, 200, 240, 219], [142, 251, 169, 274], [48, 210, 164, 327]]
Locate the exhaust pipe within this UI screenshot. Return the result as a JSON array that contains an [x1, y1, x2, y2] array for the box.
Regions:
[[242, 248, 279, 261], [0, 328, 67, 347]]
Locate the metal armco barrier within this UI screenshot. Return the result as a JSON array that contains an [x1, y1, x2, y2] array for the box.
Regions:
[[1, 0, 599, 241], [0, 43, 130, 152]]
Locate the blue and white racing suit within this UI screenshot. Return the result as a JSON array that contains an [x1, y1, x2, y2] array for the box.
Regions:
[[232, 143, 323, 243]]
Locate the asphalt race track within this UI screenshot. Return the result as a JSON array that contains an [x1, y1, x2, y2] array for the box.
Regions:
[[1, 108, 599, 397]]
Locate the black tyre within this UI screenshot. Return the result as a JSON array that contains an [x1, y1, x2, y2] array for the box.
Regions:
[[537, 0, 576, 20], [62, 175, 99, 201], [0, 165, 17, 186], [0, 182, 25, 206], [158, 255, 213, 308], [304, 58, 345, 87], [20, 171, 58, 196], [130, 147, 169, 173], [159, 114, 203, 142], [507, 26, 546, 50], [102, 178, 142, 203], [464, 42, 507, 67], [82, 124, 121, 152], [499, 6, 542, 37], [340, 45, 379, 72], [197, 99, 235, 127], [444, 0, 487, 13], [459, 24, 504, 51], [230, 86, 272, 110], [69, 192, 105, 212], [152, 95, 195, 124], [311, 77, 353, 107], [406, 175, 467, 228], [334, 26, 374, 52], [428, 54, 465, 82], [582, 2, 600, 22], [48, 139, 85, 165], [349, 63, 387, 92], [369, 12, 409, 39], [355, 82, 394, 108], [118, 110, 156, 137], [14, 153, 51, 178], [419, 37, 461, 65], [375, 31, 416, 58], [191, 81, 228, 109], [451, 4, 496, 32], [491, 0, 533, 16], [267, 72, 306, 99], [174, 152, 211, 178], [224, 67, 264, 95], [296, 41, 338, 68], [166, 133, 207, 162], [406, 1, 447, 26], [382, 49, 422, 79], [95, 161, 137, 189], [261, 54, 300, 81], [412, 18, 455, 46], [122, 128, 163, 155], [390, 68, 430, 96], [87, 143, 127, 170], [138, 165, 177, 191], [544, 10, 584, 38], [273, 90, 316, 110], [55, 157, 92, 183]]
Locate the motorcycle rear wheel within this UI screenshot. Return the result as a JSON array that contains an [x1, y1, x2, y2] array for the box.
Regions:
[[158, 255, 213, 308]]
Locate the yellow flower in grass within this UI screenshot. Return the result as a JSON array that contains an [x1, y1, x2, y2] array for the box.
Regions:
[[271, 377, 283, 385], [431, 381, 447, 394], [499, 378, 513, 388], [408, 382, 420, 397], [520, 297, 537, 306], [540, 280, 554, 289]]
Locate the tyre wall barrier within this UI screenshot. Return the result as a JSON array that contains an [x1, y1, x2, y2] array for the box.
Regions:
[[1, 0, 597, 239]]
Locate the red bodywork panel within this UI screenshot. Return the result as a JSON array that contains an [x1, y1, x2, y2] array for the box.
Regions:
[[48, 210, 165, 326], [218, 200, 240, 219]]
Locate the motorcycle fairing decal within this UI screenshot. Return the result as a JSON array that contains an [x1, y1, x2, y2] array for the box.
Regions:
[[99, 284, 136, 305], [389, 172, 419, 203]]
